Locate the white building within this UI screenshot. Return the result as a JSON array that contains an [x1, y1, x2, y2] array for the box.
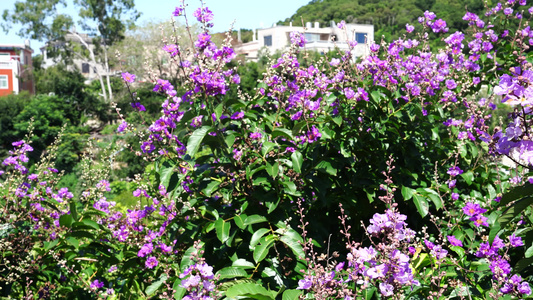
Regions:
[[235, 21, 374, 61]]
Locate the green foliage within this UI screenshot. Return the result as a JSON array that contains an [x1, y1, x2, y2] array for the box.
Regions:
[[278, 0, 485, 42], [0, 91, 32, 154]]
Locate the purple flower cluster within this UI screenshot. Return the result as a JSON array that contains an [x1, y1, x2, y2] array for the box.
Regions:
[[180, 263, 216, 300], [475, 236, 530, 296], [299, 209, 418, 297]]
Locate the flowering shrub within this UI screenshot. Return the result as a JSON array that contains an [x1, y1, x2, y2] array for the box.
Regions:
[[1, 0, 533, 299]]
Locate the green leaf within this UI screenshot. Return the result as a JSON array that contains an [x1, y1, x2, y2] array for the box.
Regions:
[[421, 188, 443, 210], [81, 219, 99, 230], [44, 239, 59, 251], [525, 244, 533, 258], [266, 161, 279, 178], [412, 194, 429, 217], [449, 246, 465, 258], [280, 235, 305, 260], [146, 274, 168, 296], [181, 242, 204, 271], [232, 259, 255, 269], [261, 141, 276, 157], [272, 128, 294, 140], [203, 180, 221, 197], [66, 237, 79, 249], [216, 267, 249, 280], [282, 289, 303, 300], [159, 160, 177, 189], [244, 215, 268, 226], [291, 151, 303, 174], [498, 196, 533, 228], [234, 214, 247, 229], [460, 171, 474, 185], [500, 183, 533, 206], [250, 228, 270, 249], [225, 282, 275, 300], [214, 102, 224, 120], [59, 214, 73, 228], [215, 218, 231, 243], [401, 186, 415, 200], [514, 257, 533, 272], [253, 237, 275, 263], [173, 278, 186, 300], [186, 126, 212, 158]]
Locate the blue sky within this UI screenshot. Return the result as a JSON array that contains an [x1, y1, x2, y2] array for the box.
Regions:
[[0, 0, 309, 55]]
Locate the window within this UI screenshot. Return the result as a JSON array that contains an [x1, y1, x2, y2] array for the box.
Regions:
[[264, 35, 272, 47], [304, 33, 320, 42], [0, 75, 8, 89], [355, 32, 367, 44], [82, 63, 90, 74]]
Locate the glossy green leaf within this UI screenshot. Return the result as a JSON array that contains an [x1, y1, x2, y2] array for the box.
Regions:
[[412, 194, 429, 217], [146, 274, 167, 296], [291, 151, 303, 174], [282, 289, 303, 300], [186, 126, 212, 158], [266, 161, 279, 178], [253, 237, 275, 263], [280, 235, 305, 260], [244, 215, 268, 226], [250, 228, 270, 249], [225, 282, 275, 300], [498, 196, 533, 228], [215, 218, 231, 243], [216, 267, 249, 280]]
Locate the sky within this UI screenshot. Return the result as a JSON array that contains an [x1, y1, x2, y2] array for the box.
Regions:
[[0, 0, 309, 55]]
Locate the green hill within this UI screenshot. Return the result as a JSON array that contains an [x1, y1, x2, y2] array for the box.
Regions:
[[278, 0, 486, 41]]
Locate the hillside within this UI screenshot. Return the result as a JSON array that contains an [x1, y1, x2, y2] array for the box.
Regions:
[[278, 0, 485, 41]]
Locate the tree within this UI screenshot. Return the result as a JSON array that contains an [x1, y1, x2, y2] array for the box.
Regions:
[[2, 0, 141, 101], [110, 19, 200, 83]]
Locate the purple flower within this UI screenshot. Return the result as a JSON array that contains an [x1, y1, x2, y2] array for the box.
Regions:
[[447, 235, 463, 247], [366, 264, 388, 279], [379, 282, 394, 296], [162, 44, 180, 57], [121, 72, 135, 83], [504, 7, 513, 15], [451, 192, 459, 200], [117, 121, 128, 133], [297, 277, 312, 289], [289, 31, 306, 47], [518, 282, 532, 295], [406, 24, 414, 33], [230, 111, 244, 120], [250, 132, 262, 140], [138, 243, 154, 257], [90, 279, 104, 289], [470, 214, 489, 227], [193, 7, 214, 24], [145, 256, 158, 269], [330, 58, 340, 66], [509, 234, 524, 247], [173, 6, 184, 16], [447, 166, 463, 177], [337, 20, 346, 29]]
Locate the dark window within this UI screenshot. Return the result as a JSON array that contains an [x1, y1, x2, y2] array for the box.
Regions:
[[82, 63, 90, 74], [264, 35, 272, 47], [355, 32, 367, 44]]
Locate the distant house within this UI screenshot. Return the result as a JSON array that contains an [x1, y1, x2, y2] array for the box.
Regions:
[[0, 41, 34, 97], [234, 21, 374, 61]]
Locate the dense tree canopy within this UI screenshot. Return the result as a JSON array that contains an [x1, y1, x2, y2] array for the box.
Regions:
[[279, 0, 486, 40]]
